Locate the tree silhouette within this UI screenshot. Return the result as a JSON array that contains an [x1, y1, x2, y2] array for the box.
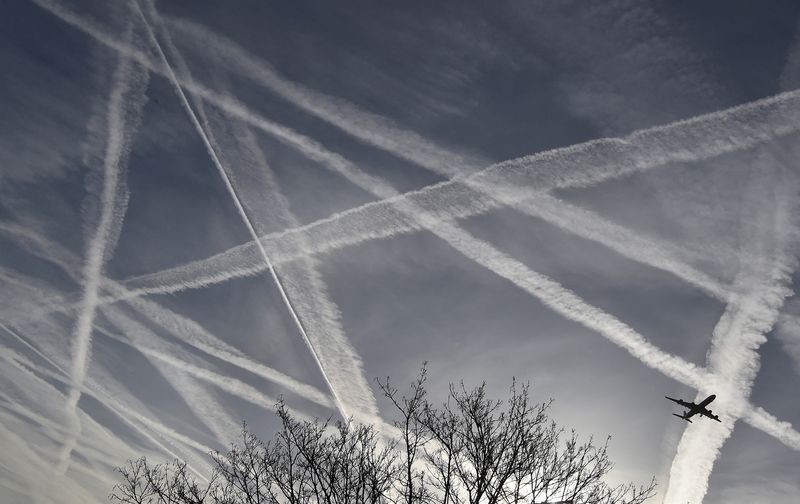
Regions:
[[111, 369, 655, 504]]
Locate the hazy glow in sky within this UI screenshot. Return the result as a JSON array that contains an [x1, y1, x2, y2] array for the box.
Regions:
[[1, 1, 800, 503]]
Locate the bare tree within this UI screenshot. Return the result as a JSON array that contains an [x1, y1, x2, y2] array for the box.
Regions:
[[111, 373, 655, 504]]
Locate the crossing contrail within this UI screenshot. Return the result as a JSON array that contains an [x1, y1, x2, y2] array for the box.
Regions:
[[0, 220, 334, 409], [665, 29, 800, 500], [82, 26, 789, 419], [665, 161, 799, 503], [56, 15, 149, 479], [129, 18, 717, 425], [94, 314, 316, 423], [132, 0, 352, 420], [165, 16, 489, 177], [29, 0, 800, 265], [0, 328, 214, 478], [23, 0, 800, 490], [161, 16, 741, 299], [109, 80, 800, 305], [0, 240, 327, 434], [3, 323, 216, 470], [1, 324, 143, 469], [31, 0, 800, 456], [100, 307, 241, 446], [192, 70, 380, 420]]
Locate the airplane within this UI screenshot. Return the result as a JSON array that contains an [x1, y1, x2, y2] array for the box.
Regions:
[[665, 394, 721, 423]]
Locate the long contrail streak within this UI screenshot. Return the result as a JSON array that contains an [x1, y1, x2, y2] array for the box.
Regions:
[[29, 0, 800, 234], [665, 31, 800, 500], [3, 334, 215, 469], [0, 329, 213, 478], [93, 314, 315, 423], [0, 233, 324, 439], [191, 68, 379, 419], [132, 0, 351, 420], [28, 0, 800, 453], [0, 221, 334, 409], [133, 14, 715, 419], [56, 17, 149, 479], [164, 18, 738, 300], [165, 17, 489, 177], [100, 306, 241, 446], [109, 80, 800, 305], [665, 154, 800, 503], [26, 0, 800, 488], [0, 268, 218, 470], [1, 324, 141, 469], [3, 324, 211, 478]]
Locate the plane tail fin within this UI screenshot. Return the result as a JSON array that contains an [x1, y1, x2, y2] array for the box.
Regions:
[[672, 413, 692, 423]]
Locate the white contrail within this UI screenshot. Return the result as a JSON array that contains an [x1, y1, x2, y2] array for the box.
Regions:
[[0, 394, 125, 471], [108, 80, 800, 305], [0, 415, 106, 504], [665, 29, 800, 500], [776, 300, 800, 375], [38, 0, 800, 457], [102, 10, 768, 414], [0, 345, 142, 473], [491, 190, 732, 300], [0, 279, 218, 471], [164, 16, 741, 298], [1, 250, 319, 439], [123, 295, 334, 408], [2, 322, 215, 475], [99, 306, 241, 446], [29, 0, 800, 224], [2, 316, 215, 464], [0, 343, 132, 481], [132, 0, 351, 420], [0, 335, 213, 483], [665, 162, 799, 503], [165, 16, 489, 176], [0, 220, 334, 409], [190, 53, 379, 421], [56, 15, 149, 478], [94, 312, 316, 423], [29, 0, 800, 456]]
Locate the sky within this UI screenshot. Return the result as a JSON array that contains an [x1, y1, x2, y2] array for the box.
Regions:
[[1, 1, 800, 503]]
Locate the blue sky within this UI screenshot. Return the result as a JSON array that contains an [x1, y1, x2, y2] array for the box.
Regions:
[[2, 1, 800, 503]]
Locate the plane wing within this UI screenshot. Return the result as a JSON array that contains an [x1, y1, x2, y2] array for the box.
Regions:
[[665, 396, 694, 409], [700, 410, 721, 422]]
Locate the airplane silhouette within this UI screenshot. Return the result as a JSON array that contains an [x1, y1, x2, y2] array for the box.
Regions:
[[665, 394, 721, 423]]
